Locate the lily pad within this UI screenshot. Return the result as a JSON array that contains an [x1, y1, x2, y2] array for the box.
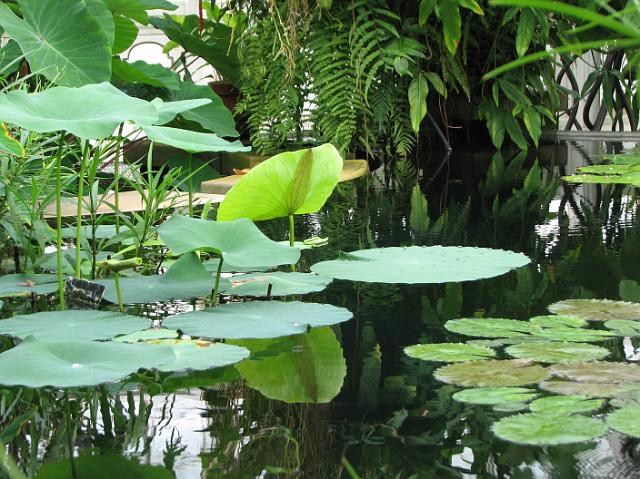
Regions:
[[465, 336, 550, 347], [492, 413, 607, 445], [0, 310, 149, 341], [0, 337, 174, 388], [445, 318, 538, 338], [531, 327, 616, 342], [540, 380, 625, 398], [452, 387, 538, 406], [163, 301, 352, 339], [153, 340, 250, 373], [221, 272, 331, 297], [434, 359, 549, 387], [604, 319, 640, 336], [505, 342, 609, 363], [310, 246, 530, 284], [548, 299, 640, 322], [550, 361, 640, 383], [562, 173, 640, 185], [529, 315, 587, 328], [0, 273, 59, 298], [404, 343, 496, 362], [113, 329, 179, 343], [528, 395, 604, 415], [606, 406, 640, 438]]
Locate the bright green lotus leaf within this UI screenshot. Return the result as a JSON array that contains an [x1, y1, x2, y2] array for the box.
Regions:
[[112, 58, 181, 90], [531, 327, 616, 342], [95, 252, 213, 304], [0, 0, 111, 86], [540, 380, 625, 398], [452, 387, 538, 406], [217, 144, 343, 222], [576, 164, 637, 175], [157, 215, 300, 268], [528, 395, 604, 415], [0, 273, 59, 298], [505, 342, 609, 363], [550, 361, 640, 384], [548, 299, 640, 321], [492, 413, 607, 445], [606, 406, 640, 438], [163, 301, 352, 339], [234, 327, 346, 403], [604, 319, 640, 336], [434, 359, 549, 387], [0, 83, 158, 139], [311, 246, 530, 284], [0, 124, 24, 156], [0, 337, 174, 388], [404, 343, 496, 362], [113, 328, 179, 342], [529, 315, 587, 328], [221, 272, 331, 297], [562, 173, 640, 185], [0, 310, 150, 341], [35, 455, 174, 479], [445, 318, 538, 338], [142, 125, 249, 153], [152, 340, 250, 373]]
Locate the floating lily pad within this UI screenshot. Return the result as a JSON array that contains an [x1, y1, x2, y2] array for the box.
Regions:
[[113, 329, 179, 343], [604, 319, 640, 336], [528, 395, 604, 415], [606, 406, 640, 438], [550, 361, 640, 383], [434, 359, 549, 387], [0, 338, 174, 388], [0, 310, 149, 341], [492, 413, 607, 445], [505, 342, 609, 363], [529, 315, 587, 328], [404, 343, 496, 362], [452, 387, 538, 406], [310, 246, 530, 284], [153, 340, 250, 372], [466, 336, 550, 348], [221, 272, 331, 297], [562, 173, 640, 185], [548, 299, 640, 321], [163, 301, 352, 339], [0, 273, 59, 298], [576, 164, 637, 175], [531, 327, 616, 342], [540, 380, 625, 398], [445, 318, 537, 338]]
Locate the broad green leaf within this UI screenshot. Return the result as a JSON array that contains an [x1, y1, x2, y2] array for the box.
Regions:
[[151, 98, 212, 125], [153, 340, 250, 373], [408, 73, 428, 133], [550, 361, 640, 384], [142, 125, 249, 153], [139, 0, 178, 9], [85, 0, 115, 47], [529, 395, 604, 415], [425, 72, 446, 96], [563, 173, 640, 185], [0, 40, 23, 75], [492, 413, 606, 445], [113, 16, 138, 54], [404, 343, 496, 362], [529, 315, 587, 328], [203, 258, 269, 274], [522, 106, 541, 145], [548, 299, 640, 321], [221, 272, 331, 297], [577, 164, 636, 175], [113, 329, 179, 342], [604, 319, 640, 336], [458, 0, 483, 15], [0, 124, 24, 156], [157, 215, 300, 268], [540, 380, 626, 398], [104, 0, 148, 24], [409, 184, 429, 241], [217, 144, 343, 222], [0, 310, 149, 341], [531, 327, 616, 342], [515, 9, 535, 57], [606, 406, 640, 438], [0, 0, 111, 86], [311, 246, 530, 284], [506, 342, 609, 363], [434, 359, 549, 387], [440, 0, 462, 54], [112, 58, 181, 90], [0, 273, 59, 298], [418, 0, 437, 25], [452, 387, 538, 405], [163, 301, 352, 339], [446, 318, 538, 338], [36, 455, 174, 479]]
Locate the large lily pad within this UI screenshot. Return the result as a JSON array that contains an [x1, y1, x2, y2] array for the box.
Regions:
[[164, 300, 352, 339], [404, 343, 496, 362], [492, 413, 607, 445], [221, 272, 331, 297], [606, 405, 640, 438], [529, 315, 587, 328], [548, 299, 640, 322], [434, 359, 549, 387], [528, 395, 604, 415], [531, 327, 616, 342], [142, 125, 249, 153], [0, 310, 149, 341], [311, 246, 530, 284], [604, 319, 640, 336], [0, 337, 174, 388], [153, 340, 250, 373], [217, 144, 343, 222], [505, 342, 609, 363], [452, 387, 538, 406], [540, 380, 626, 398], [0, 273, 59, 298], [157, 215, 300, 268], [445, 318, 537, 338], [550, 361, 640, 383]]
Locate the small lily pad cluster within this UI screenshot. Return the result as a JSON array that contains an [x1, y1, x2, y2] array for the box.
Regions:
[[563, 148, 640, 186], [405, 298, 640, 445]]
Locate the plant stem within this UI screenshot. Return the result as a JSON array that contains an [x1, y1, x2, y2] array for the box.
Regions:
[[64, 393, 78, 479], [188, 152, 194, 217], [75, 141, 90, 278], [114, 124, 124, 235], [55, 134, 65, 310], [114, 272, 124, 312], [0, 442, 27, 479], [210, 257, 224, 305], [289, 214, 296, 272]]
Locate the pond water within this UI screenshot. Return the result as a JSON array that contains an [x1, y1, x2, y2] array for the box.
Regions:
[[3, 140, 640, 478]]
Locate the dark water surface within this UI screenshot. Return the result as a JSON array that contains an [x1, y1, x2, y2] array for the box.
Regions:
[[3, 140, 640, 478]]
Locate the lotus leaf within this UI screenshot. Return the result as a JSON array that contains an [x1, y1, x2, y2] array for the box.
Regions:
[[452, 387, 538, 405], [157, 215, 300, 268], [0, 310, 149, 341], [0, 337, 174, 388], [153, 340, 250, 372], [221, 272, 331, 297], [234, 327, 346, 403], [311, 246, 530, 284], [505, 342, 609, 363], [150, 98, 213, 125], [445, 318, 538, 338], [528, 395, 604, 415], [217, 144, 343, 222], [492, 413, 607, 445], [540, 380, 626, 398], [606, 406, 640, 438], [604, 319, 640, 336], [203, 258, 269, 273], [163, 301, 352, 339], [529, 315, 587, 328], [35, 455, 173, 479], [142, 125, 249, 153], [113, 329, 179, 342], [404, 343, 496, 362], [466, 337, 550, 347], [548, 299, 640, 322], [577, 164, 639, 175], [434, 359, 549, 387], [531, 327, 616, 342], [550, 361, 640, 383], [493, 403, 530, 412], [562, 173, 640, 185], [0, 273, 58, 298]]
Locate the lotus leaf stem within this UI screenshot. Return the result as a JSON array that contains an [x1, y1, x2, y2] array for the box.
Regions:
[[289, 214, 296, 272], [54, 134, 65, 310], [64, 393, 78, 479], [210, 257, 224, 305], [114, 272, 124, 313], [75, 141, 90, 278]]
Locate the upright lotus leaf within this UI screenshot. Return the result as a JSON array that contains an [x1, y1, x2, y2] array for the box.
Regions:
[[0, 273, 59, 298], [452, 387, 538, 406], [492, 413, 607, 445], [0, 0, 111, 86], [606, 406, 640, 438], [548, 299, 640, 322], [311, 246, 530, 284], [528, 395, 604, 415], [157, 215, 300, 268], [95, 252, 214, 304], [0, 338, 174, 388], [540, 380, 626, 398], [142, 125, 249, 153], [163, 301, 352, 339], [505, 342, 610, 363], [221, 272, 331, 297], [153, 340, 250, 373], [434, 359, 549, 387], [531, 327, 616, 342], [404, 343, 496, 362], [604, 319, 640, 336], [550, 361, 640, 384], [234, 327, 346, 403], [445, 318, 538, 338], [35, 455, 174, 479], [529, 315, 587, 328], [0, 310, 150, 341], [217, 144, 344, 221]]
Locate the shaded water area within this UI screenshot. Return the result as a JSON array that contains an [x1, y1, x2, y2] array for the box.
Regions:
[[3, 140, 640, 478]]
